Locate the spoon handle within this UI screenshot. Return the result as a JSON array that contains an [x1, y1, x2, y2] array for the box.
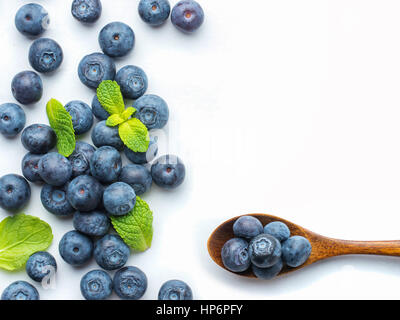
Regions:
[[323, 238, 400, 257]]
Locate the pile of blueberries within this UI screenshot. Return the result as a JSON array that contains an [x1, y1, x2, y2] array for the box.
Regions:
[[0, 0, 202, 300], [221, 216, 312, 279]]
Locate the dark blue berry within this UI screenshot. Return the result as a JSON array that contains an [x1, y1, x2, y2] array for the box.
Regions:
[[115, 65, 148, 99], [252, 258, 283, 280], [133, 94, 169, 130], [15, 3, 49, 37], [71, 0, 102, 23], [0, 103, 26, 138], [26, 252, 57, 282], [151, 154, 185, 189], [65, 101, 94, 135], [264, 221, 291, 242], [138, 0, 171, 26], [38, 152, 72, 187], [80, 270, 112, 300], [281, 236, 312, 268], [221, 238, 250, 273], [171, 0, 204, 33], [90, 146, 122, 183], [103, 182, 136, 216], [73, 210, 110, 236], [11, 71, 43, 105], [0, 174, 31, 212], [1, 281, 39, 300], [91, 94, 110, 120], [233, 216, 263, 239], [124, 136, 158, 164], [98, 22, 135, 58], [94, 234, 130, 270], [249, 234, 281, 268], [158, 280, 193, 300], [113, 266, 147, 300], [21, 124, 56, 154], [91, 120, 123, 150], [21, 153, 43, 183], [119, 164, 152, 195], [59, 230, 93, 266], [67, 175, 103, 212], [41, 183, 74, 216], [29, 38, 63, 73], [78, 53, 116, 89], [68, 141, 96, 178]]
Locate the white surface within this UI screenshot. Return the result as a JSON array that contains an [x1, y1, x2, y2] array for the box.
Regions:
[[0, 0, 400, 300]]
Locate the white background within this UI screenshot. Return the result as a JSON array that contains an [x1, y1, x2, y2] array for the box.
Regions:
[[0, 0, 400, 300]]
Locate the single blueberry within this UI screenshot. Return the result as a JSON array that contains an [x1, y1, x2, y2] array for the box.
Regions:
[[73, 210, 110, 236], [124, 136, 158, 164], [133, 94, 169, 130], [11, 71, 43, 105], [15, 3, 49, 37], [91, 95, 110, 120], [21, 153, 43, 183], [26, 252, 57, 283], [80, 270, 113, 300], [103, 182, 136, 216], [38, 152, 72, 187], [94, 234, 130, 270], [71, 0, 102, 23], [0, 103, 26, 138], [78, 52, 116, 89], [171, 0, 204, 33], [249, 234, 282, 268], [221, 238, 250, 273], [151, 154, 185, 189], [59, 230, 93, 266], [252, 258, 283, 280], [90, 146, 122, 183], [1, 281, 39, 300], [65, 101, 93, 135], [21, 124, 56, 154], [98, 22, 135, 58], [29, 38, 63, 73], [115, 65, 148, 99], [91, 120, 124, 150], [68, 141, 96, 178], [138, 0, 171, 26], [158, 280, 193, 300], [281, 236, 312, 268], [264, 221, 291, 242], [67, 175, 103, 212], [0, 174, 31, 211], [119, 164, 152, 195], [41, 183, 74, 217], [113, 266, 147, 300], [233, 216, 263, 239]]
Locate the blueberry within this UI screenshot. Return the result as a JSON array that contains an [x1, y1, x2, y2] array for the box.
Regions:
[[0, 174, 31, 212], [21, 153, 43, 183], [113, 266, 147, 300], [41, 183, 74, 216], [91, 120, 124, 150], [264, 221, 291, 242], [0, 103, 26, 138], [138, 0, 171, 26], [98, 22, 135, 58], [94, 235, 130, 270], [38, 152, 72, 186], [90, 146, 122, 183], [65, 101, 93, 135], [71, 0, 102, 23], [158, 280, 193, 300], [151, 154, 185, 189], [221, 238, 250, 273], [133, 94, 169, 130], [68, 141, 96, 178], [124, 136, 158, 164], [249, 234, 281, 268], [78, 53, 116, 89], [15, 3, 49, 37], [119, 164, 152, 195], [29, 38, 63, 73], [26, 252, 57, 283], [103, 182, 136, 216], [171, 0, 204, 33], [281, 236, 312, 268], [1, 281, 39, 300], [80, 270, 113, 300], [67, 175, 103, 211], [59, 230, 93, 266], [91, 95, 110, 120], [115, 65, 148, 100], [11, 71, 43, 105], [252, 258, 283, 280], [233, 216, 263, 239], [73, 210, 110, 236], [21, 124, 56, 154]]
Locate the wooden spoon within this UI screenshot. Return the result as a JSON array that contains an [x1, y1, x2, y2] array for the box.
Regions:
[[207, 213, 400, 278]]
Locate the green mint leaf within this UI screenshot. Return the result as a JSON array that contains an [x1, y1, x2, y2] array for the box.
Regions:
[[105, 107, 136, 127], [121, 107, 136, 120], [46, 99, 76, 157], [119, 118, 150, 152], [97, 80, 125, 115], [110, 197, 153, 252], [0, 214, 53, 271]]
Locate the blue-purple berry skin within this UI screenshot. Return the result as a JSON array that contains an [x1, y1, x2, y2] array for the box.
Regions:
[[67, 175, 103, 212], [252, 258, 283, 280], [151, 155, 185, 189], [21, 153, 43, 183], [72, 0, 102, 23], [41, 183, 74, 217], [0, 103, 26, 138], [80, 270, 113, 300], [65, 101, 94, 135], [15, 3, 49, 37], [78, 52, 116, 89], [73, 210, 110, 236], [29, 38, 63, 73], [94, 234, 130, 270], [98, 22, 135, 58], [90, 146, 122, 183], [38, 152, 72, 187], [68, 141, 96, 178], [133, 94, 169, 130], [1, 281, 39, 300], [92, 95, 110, 120], [264, 221, 291, 242], [221, 238, 251, 273], [233, 216, 263, 239], [91, 120, 124, 151], [249, 234, 282, 268], [103, 182, 136, 216], [26, 252, 57, 282], [21, 124, 56, 154], [113, 266, 147, 300], [158, 279, 193, 300], [171, 0, 204, 33], [11, 71, 43, 105], [281, 236, 312, 268], [0, 174, 31, 212], [124, 136, 158, 165], [119, 164, 152, 195], [115, 65, 148, 99]]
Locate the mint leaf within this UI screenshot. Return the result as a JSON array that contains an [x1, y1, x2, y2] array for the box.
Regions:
[[46, 98, 76, 157], [0, 214, 53, 271], [97, 80, 125, 115], [110, 197, 153, 252], [106, 107, 136, 127], [119, 118, 150, 152]]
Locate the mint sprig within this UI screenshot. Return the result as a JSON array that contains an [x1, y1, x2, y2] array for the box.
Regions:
[[97, 81, 149, 152]]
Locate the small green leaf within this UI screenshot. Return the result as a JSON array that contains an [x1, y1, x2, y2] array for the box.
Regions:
[[121, 107, 136, 120], [46, 98, 76, 157], [119, 118, 150, 152], [106, 114, 125, 127], [0, 214, 53, 271], [110, 197, 153, 252], [97, 80, 125, 115]]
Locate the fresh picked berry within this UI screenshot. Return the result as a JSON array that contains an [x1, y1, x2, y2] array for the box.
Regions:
[[73, 210, 110, 236], [133, 94, 169, 130], [68, 141, 96, 178], [151, 154, 185, 189], [94, 234, 130, 270], [0, 103, 26, 138], [119, 164, 152, 195], [103, 182, 136, 216], [67, 175, 103, 212], [15, 3, 49, 37], [90, 146, 122, 183], [59, 230, 94, 266], [91, 94, 110, 120], [38, 152, 72, 187], [158, 279, 193, 300], [29, 38, 63, 73], [0, 174, 31, 212], [80, 269, 113, 300], [249, 234, 281, 268], [1, 281, 39, 300], [113, 266, 147, 300], [115, 65, 148, 99], [171, 0, 204, 33], [65, 101, 94, 135], [41, 183, 74, 217], [98, 22, 135, 58], [21, 124, 56, 154], [138, 0, 171, 26], [26, 252, 57, 283], [71, 0, 102, 23], [91, 120, 124, 150], [78, 53, 116, 89], [11, 71, 43, 105], [221, 238, 250, 273], [124, 136, 158, 165], [21, 153, 43, 183], [233, 216, 263, 239], [281, 236, 312, 268], [252, 259, 283, 280], [264, 221, 291, 242]]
